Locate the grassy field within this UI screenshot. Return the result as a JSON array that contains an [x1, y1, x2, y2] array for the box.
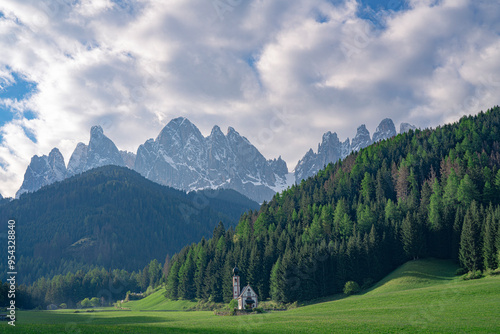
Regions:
[[123, 288, 197, 311], [5, 259, 500, 333]]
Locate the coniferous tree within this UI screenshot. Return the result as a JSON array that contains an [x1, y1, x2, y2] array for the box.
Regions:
[[165, 261, 180, 299], [458, 174, 479, 206], [459, 201, 482, 271], [401, 212, 425, 260], [483, 209, 498, 270], [269, 257, 282, 302]]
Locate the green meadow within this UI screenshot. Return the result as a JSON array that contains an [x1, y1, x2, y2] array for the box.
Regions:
[[6, 259, 500, 333]]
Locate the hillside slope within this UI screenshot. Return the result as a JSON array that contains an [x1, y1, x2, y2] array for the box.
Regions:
[[0, 166, 259, 284], [16, 259, 500, 333], [365, 258, 459, 295], [164, 106, 500, 304]]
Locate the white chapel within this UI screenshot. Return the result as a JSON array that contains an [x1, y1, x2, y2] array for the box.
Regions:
[[232, 266, 258, 310]]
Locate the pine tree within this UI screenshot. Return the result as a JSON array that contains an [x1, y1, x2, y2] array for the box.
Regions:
[[459, 201, 482, 271], [165, 261, 180, 299], [270, 257, 282, 301], [361, 172, 375, 203], [428, 178, 443, 231], [483, 209, 497, 270], [401, 212, 425, 260], [396, 165, 410, 202], [443, 168, 459, 206], [457, 174, 479, 206]]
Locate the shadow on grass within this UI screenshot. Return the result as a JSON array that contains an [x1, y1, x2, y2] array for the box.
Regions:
[[11, 324, 243, 334]]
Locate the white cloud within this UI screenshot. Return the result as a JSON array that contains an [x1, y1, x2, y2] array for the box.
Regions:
[[0, 0, 499, 197]]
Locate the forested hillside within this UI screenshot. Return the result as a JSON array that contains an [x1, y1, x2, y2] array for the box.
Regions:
[[164, 107, 500, 304], [0, 166, 259, 285]]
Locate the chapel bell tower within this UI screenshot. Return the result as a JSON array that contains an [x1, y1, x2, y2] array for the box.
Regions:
[[232, 266, 241, 299]]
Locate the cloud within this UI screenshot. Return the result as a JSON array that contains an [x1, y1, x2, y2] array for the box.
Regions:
[[0, 0, 499, 197]]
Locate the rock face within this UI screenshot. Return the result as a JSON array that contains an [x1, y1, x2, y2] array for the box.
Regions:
[[400, 122, 416, 134], [372, 118, 396, 143], [351, 124, 372, 153], [17, 117, 415, 201], [16, 148, 67, 198], [295, 118, 401, 183], [67, 126, 125, 177], [134, 117, 290, 203], [66, 143, 88, 176], [120, 151, 136, 169], [295, 132, 344, 183]]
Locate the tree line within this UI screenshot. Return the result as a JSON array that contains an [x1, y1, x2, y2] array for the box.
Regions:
[[0, 259, 163, 309]]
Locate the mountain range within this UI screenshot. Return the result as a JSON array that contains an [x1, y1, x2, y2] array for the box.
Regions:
[[15, 117, 416, 202], [294, 118, 416, 182]]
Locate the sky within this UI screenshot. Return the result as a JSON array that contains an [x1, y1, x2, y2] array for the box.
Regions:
[[0, 0, 499, 198]]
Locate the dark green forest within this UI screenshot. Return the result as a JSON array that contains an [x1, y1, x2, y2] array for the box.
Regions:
[[164, 107, 500, 304], [0, 166, 259, 286], [0, 259, 164, 309]]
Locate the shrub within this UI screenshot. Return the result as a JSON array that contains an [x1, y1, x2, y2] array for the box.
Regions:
[[455, 268, 468, 276], [343, 281, 361, 295], [90, 297, 100, 308], [145, 286, 154, 297], [59, 303, 67, 309], [253, 307, 264, 314], [80, 298, 92, 308], [228, 299, 238, 310], [461, 270, 483, 281]]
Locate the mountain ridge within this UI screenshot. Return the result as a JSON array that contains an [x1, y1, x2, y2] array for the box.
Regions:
[[16, 117, 415, 201]]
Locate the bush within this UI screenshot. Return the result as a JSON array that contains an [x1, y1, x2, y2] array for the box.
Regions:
[[455, 268, 468, 276], [343, 281, 361, 295], [90, 297, 100, 308], [253, 307, 265, 314], [80, 298, 92, 308], [228, 299, 238, 310], [144, 286, 154, 297], [461, 270, 483, 281], [59, 303, 67, 309]]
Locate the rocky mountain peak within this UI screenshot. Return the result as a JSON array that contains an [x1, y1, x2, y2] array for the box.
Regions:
[[295, 131, 344, 183], [135, 119, 290, 203], [210, 125, 224, 137], [66, 125, 124, 177], [372, 118, 396, 143], [295, 117, 410, 183], [90, 125, 104, 137], [400, 122, 417, 134], [351, 124, 372, 152], [16, 147, 67, 198]]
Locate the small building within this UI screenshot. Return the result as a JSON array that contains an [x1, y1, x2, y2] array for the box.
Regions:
[[232, 266, 258, 310], [237, 285, 258, 310]]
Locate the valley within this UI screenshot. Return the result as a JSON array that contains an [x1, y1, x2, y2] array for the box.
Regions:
[[10, 259, 500, 333]]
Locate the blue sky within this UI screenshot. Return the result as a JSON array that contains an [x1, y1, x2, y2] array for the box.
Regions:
[[0, 0, 499, 197], [0, 72, 37, 121]]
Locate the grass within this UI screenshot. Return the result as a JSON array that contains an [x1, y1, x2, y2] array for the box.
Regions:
[[6, 259, 500, 333], [365, 258, 459, 295], [123, 288, 197, 311]]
